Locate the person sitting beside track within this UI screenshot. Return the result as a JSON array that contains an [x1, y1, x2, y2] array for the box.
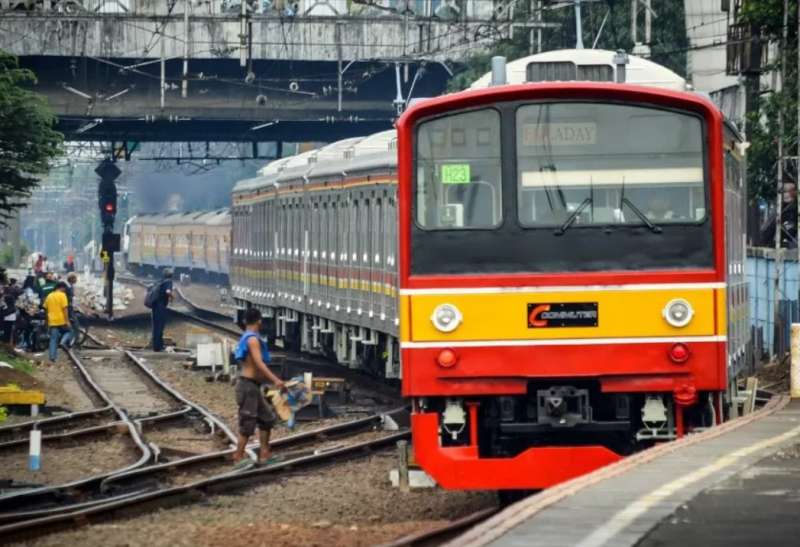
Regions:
[[43, 281, 72, 362], [232, 308, 286, 469]]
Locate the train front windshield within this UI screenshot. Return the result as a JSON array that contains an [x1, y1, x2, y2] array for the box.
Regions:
[[515, 103, 705, 229], [412, 101, 712, 275]]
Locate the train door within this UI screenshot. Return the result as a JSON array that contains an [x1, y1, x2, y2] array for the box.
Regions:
[[371, 196, 382, 319]]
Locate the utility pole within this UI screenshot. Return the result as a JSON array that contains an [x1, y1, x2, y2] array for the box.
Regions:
[[574, 0, 584, 49], [182, 0, 190, 99], [773, 0, 789, 356]]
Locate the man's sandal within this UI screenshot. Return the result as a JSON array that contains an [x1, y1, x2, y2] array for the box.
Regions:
[[256, 455, 284, 467], [232, 458, 255, 471]]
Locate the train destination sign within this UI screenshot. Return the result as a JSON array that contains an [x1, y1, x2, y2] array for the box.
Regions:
[[527, 302, 599, 328], [521, 122, 597, 146], [441, 164, 471, 184]]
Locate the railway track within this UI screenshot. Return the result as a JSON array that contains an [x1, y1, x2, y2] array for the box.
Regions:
[[1, 318, 409, 543], [0, 348, 240, 509], [0, 412, 409, 543], [380, 507, 500, 547]]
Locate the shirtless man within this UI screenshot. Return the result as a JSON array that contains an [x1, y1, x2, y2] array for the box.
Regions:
[[233, 308, 286, 466]]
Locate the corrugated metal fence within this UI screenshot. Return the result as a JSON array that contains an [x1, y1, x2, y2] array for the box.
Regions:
[[747, 247, 800, 359]]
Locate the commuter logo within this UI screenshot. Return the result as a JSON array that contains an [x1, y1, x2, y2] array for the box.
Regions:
[[527, 303, 598, 328]]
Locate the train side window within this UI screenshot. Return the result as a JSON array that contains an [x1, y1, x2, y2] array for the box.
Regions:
[[415, 108, 502, 229]]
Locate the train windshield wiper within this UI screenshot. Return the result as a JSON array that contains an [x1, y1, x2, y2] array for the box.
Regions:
[[621, 197, 662, 234], [554, 197, 592, 236]]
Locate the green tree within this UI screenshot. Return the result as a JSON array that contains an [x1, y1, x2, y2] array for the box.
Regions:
[[0, 51, 62, 225], [447, 0, 688, 92], [738, 0, 798, 202]]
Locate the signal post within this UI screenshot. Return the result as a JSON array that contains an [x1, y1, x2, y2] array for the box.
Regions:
[[95, 160, 121, 319]]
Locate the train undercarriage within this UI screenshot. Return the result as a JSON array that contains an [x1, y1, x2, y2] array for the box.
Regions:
[[235, 302, 402, 380]]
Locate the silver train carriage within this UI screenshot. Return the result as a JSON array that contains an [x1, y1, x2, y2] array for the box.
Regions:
[[125, 209, 231, 280], [230, 130, 402, 378]]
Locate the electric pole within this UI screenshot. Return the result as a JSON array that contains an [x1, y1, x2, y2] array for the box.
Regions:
[[773, 0, 789, 356]]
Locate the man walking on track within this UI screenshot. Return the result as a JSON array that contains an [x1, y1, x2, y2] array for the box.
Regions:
[[44, 281, 72, 362], [232, 308, 285, 468], [150, 268, 173, 352]]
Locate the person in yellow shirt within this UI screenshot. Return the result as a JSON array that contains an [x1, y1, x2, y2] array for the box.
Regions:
[[43, 281, 72, 362]]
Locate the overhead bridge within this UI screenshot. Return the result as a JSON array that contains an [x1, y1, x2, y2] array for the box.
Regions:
[[0, 0, 543, 144]]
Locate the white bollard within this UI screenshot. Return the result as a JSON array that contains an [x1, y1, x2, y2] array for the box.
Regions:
[[29, 430, 41, 471], [222, 338, 230, 376], [792, 324, 800, 398]]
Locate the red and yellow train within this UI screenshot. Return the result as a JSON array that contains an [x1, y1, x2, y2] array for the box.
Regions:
[[397, 51, 748, 490], [230, 49, 749, 491]]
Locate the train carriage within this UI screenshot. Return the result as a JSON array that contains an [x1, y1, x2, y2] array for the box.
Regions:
[[204, 209, 232, 276], [231, 131, 402, 375], [126, 215, 144, 266], [170, 213, 194, 270], [126, 210, 230, 281], [397, 50, 748, 490]]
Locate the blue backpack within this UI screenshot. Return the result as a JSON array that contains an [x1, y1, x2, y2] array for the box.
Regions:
[[234, 332, 271, 363]]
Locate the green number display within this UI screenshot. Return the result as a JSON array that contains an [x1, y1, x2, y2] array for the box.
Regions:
[[441, 164, 471, 184]]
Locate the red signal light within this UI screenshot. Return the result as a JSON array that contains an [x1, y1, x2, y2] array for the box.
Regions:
[[104, 203, 115, 213], [669, 343, 690, 363]]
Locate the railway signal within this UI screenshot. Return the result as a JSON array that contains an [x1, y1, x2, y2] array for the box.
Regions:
[[95, 159, 121, 318], [98, 179, 118, 227]]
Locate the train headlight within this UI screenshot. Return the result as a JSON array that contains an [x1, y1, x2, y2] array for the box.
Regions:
[[663, 298, 694, 328], [431, 303, 462, 333]]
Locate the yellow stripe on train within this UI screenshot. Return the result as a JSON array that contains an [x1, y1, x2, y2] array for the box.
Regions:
[[407, 288, 724, 342]]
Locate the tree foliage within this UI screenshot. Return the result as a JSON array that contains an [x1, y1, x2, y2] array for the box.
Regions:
[[0, 50, 62, 224], [738, 0, 798, 202], [447, 0, 688, 92]]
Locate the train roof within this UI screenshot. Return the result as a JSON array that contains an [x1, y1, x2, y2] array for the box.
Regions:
[[232, 176, 264, 194], [470, 49, 688, 92], [234, 130, 397, 194], [127, 209, 230, 227], [204, 209, 231, 226]]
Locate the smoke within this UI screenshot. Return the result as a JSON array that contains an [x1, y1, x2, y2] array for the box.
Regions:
[[125, 158, 262, 213]]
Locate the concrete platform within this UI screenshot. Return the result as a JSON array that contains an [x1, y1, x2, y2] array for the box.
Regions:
[[453, 397, 800, 547]]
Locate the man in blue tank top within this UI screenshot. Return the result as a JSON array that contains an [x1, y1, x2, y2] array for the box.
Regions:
[[233, 308, 285, 467]]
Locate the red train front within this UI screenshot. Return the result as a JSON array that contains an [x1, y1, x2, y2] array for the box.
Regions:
[[396, 52, 747, 491]]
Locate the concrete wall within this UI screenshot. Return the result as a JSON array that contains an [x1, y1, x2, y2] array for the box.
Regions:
[[0, 1, 509, 62]]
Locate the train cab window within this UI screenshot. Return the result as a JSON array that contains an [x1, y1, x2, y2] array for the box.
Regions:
[[415, 109, 502, 229], [516, 103, 706, 229]]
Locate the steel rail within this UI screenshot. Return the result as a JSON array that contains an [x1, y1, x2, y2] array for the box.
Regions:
[[378, 507, 500, 547], [0, 349, 153, 510], [123, 350, 240, 447], [173, 285, 233, 322], [169, 304, 241, 337], [0, 422, 127, 451], [0, 416, 410, 537], [0, 430, 409, 541], [0, 407, 115, 442]]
